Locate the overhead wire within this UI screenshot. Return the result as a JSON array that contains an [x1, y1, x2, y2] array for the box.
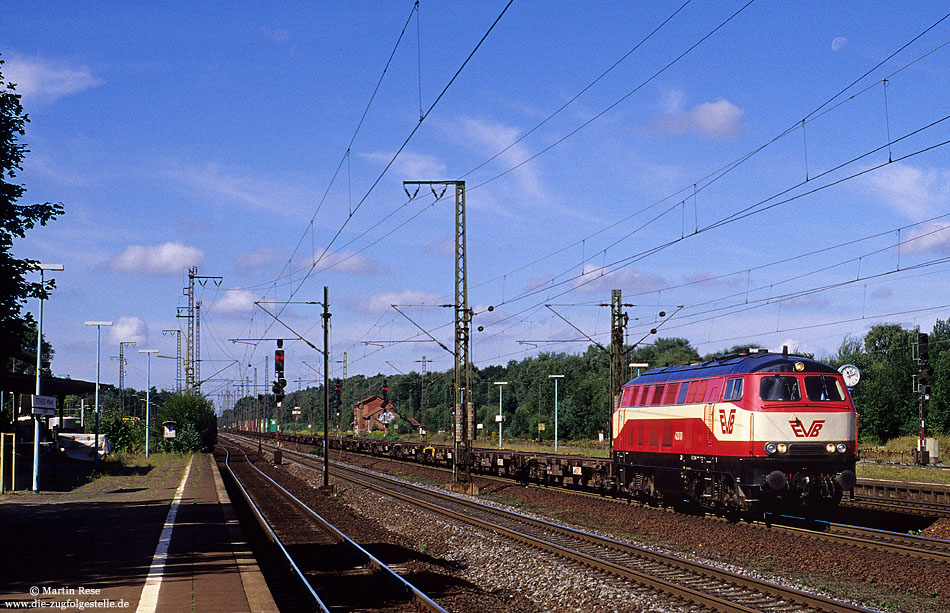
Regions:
[[255, 0, 516, 351], [469, 31, 950, 294]]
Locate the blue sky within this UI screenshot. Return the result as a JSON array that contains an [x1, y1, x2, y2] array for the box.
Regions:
[[6, 1, 950, 410]]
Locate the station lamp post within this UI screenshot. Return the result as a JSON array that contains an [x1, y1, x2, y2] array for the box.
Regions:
[[549, 374, 564, 452], [493, 381, 507, 449], [32, 263, 63, 492], [139, 349, 159, 457], [85, 321, 112, 470], [629, 362, 649, 378]]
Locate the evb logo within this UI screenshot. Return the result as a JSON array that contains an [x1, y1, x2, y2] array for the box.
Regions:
[[789, 418, 825, 438], [718, 408, 736, 434]]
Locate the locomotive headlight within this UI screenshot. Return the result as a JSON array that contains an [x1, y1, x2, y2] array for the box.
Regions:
[[765, 442, 778, 455], [836, 443, 847, 453], [777, 443, 788, 454], [826, 443, 836, 453]]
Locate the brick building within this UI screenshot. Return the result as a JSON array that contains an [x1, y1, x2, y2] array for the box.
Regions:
[[353, 395, 399, 434]]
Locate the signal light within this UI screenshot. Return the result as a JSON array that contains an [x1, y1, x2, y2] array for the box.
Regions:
[[275, 348, 285, 377], [918, 332, 929, 362], [382, 379, 389, 404]]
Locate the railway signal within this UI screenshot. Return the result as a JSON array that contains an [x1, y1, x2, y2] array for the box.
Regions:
[[915, 332, 931, 465], [274, 340, 287, 405]]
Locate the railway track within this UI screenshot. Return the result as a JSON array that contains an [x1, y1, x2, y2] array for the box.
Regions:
[[766, 515, 950, 564], [230, 435, 874, 613], [259, 433, 950, 564], [842, 494, 950, 518], [219, 442, 446, 613]]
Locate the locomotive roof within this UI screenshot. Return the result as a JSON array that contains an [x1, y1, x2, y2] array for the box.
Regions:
[[627, 352, 840, 385]]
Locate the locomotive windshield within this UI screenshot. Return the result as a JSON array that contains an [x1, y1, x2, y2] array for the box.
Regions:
[[758, 374, 846, 402], [758, 375, 801, 401], [803, 375, 845, 401]]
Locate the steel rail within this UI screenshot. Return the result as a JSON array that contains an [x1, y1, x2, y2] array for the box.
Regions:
[[765, 516, 950, 563], [274, 432, 950, 564], [221, 446, 330, 612], [234, 435, 873, 613], [242, 433, 950, 562], [221, 442, 447, 613]]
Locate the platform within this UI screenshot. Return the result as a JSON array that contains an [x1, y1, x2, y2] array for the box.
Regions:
[[0, 452, 277, 612]]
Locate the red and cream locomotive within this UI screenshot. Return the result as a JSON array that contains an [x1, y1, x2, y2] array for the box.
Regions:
[[612, 349, 858, 517]]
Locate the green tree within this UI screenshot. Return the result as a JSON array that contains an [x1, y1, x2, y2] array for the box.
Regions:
[[0, 55, 65, 372], [159, 393, 217, 452], [636, 337, 700, 367]]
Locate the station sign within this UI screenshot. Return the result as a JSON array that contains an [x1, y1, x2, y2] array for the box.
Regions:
[[20, 394, 57, 417]]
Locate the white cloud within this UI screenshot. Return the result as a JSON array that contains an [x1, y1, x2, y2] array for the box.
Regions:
[[455, 116, 546, 200], [108, 316, 148, 345], [262, 27, 291, 43], [424, 236, 454, 257], [363, 152, 446, 183], [2, 54, 102, 102], [364, 290, 445, 313], [108, 242, 204, 275], [168, 162, 302, 215], [571, 264, 665, 294], [233, 247, 285, 272], [210, 288, 261, 313], [305, 246, 386, 275], [902, 221, 950, 255], [654, 98, 745, 140], [681, 272, 745, 289], [831, 37, 848, 52], [863, 162, 950, 218]]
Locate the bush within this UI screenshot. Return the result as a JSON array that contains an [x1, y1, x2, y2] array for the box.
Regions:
[[158, 393, 217, 452], [100, 415, 144, 453], [172, 422, 203, 452]]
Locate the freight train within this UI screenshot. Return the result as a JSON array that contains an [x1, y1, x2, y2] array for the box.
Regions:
[[240, 349, 858, 519]]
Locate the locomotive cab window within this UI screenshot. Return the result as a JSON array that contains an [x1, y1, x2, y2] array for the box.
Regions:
[[804, 375, 845, 401], [759, 375, 801, 401], [723, 377, 743, 401]]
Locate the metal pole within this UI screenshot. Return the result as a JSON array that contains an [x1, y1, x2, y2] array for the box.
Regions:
[[494, 381, 507, 449], [140, 350, 158, 457], [94, 326, 101, 470], [145, 355, 150, 457], [32, 269, 44, 492], [323, 286, 330, 488], [549, 374, 563, 452]]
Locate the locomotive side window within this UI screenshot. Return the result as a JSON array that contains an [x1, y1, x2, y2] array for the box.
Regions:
[[676, 382, 690, 404], [687, 380, 709, 403], [804, 375, 845, 401], [652, 385, 665, 405], [663, 383, 679, 405], [759, 375, 801, 401], [621, 387, 636, 407], [723, 378, 744, 401]]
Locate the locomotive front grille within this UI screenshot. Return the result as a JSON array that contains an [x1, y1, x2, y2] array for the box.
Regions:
[[787, 442, 828, 455]]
